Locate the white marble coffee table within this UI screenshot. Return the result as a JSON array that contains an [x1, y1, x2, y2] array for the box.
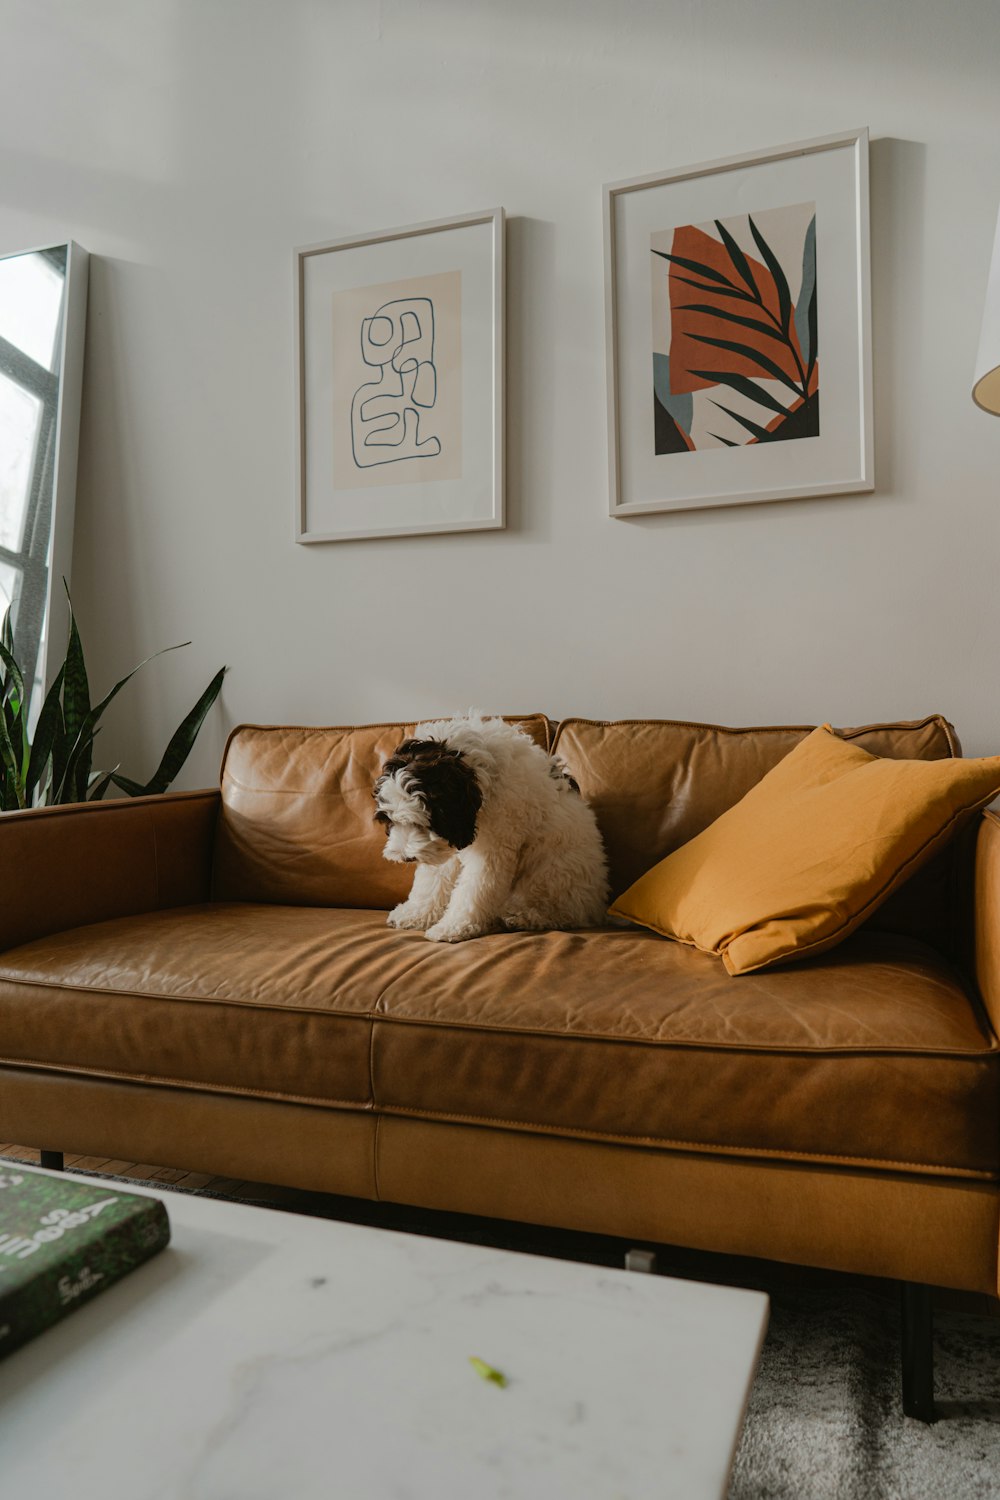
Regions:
[[0, 1167, 767, 1498]]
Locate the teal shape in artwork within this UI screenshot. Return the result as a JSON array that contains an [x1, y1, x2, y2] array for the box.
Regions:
[[653, 353, 693, 435], [794, 216, 817, 369]]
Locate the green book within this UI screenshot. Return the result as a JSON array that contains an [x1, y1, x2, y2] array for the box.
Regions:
[[0, 1164, 170, 1358]]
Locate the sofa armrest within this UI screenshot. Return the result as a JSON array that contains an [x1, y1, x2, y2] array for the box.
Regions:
[[974, 808, 1000, 1037], [0, 789, 221, 954]]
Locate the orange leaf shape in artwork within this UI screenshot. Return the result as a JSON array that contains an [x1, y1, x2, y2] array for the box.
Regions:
[[665, 224, 807, 396]]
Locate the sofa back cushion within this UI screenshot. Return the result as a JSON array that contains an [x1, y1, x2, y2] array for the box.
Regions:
[[552, 715, 967, 956], [213, 716, 551, 909]]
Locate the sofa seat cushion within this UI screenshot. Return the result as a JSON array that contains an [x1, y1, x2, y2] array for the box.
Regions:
[[0, 904, 995, 1179]]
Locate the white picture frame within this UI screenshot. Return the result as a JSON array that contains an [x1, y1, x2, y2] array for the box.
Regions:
[[295, 207, 505, 543], [604, 128, 873, 516]]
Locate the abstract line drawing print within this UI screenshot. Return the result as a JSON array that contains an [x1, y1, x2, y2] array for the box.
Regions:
[[352, 297, 442, 468], [331, 267, 462, 492], [650, 201, 818, 454]]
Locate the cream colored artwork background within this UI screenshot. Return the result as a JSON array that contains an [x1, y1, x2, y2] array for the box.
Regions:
[[331, 269, 462, 491]]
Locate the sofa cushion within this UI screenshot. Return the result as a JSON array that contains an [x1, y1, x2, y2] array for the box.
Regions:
[[213, 716, 551, 909], [0, 904, 995, 1179], [552, 714, 967, 956], [609, 725, 1000, 975]]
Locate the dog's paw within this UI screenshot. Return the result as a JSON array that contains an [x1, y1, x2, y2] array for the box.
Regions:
[[424, 919, 481, 943], [387, 903, 431, 930], [500, 907, 548, 931]]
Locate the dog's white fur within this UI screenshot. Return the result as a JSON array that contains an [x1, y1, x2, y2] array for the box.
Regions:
[[377, 712, 609, 943]]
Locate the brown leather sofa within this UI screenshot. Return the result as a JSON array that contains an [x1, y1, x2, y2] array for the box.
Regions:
[[2, 712, 997, 1418]]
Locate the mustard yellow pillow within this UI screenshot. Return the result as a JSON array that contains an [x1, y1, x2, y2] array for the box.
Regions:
[[608, 725, 1000, 976]]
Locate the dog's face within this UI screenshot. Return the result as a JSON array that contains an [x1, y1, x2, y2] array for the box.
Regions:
[[373, 738, 482, 864]]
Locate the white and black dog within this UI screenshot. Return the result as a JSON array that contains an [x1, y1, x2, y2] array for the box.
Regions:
[[373, 712, 609, 942]]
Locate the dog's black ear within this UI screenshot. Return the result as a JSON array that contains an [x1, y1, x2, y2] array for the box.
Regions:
[[420, 751, 482, 848], [374, 739, 482, 849], [396, 743, 481, 849]]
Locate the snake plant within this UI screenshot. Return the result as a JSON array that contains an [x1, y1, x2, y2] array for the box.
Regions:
[[0, 588, 226, 810]]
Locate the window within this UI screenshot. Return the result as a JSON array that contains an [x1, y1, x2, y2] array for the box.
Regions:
[[0, 245, 66, 725]]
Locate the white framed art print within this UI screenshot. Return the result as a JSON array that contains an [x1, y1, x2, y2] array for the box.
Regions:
[[604, 128, 872, 516], [296, 207, 504, 542]]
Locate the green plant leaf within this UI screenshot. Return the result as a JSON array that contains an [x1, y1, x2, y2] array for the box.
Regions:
[[33, 755, 54, 806], [127, 666, 228, 795], [2, 700, 20, 790], [108, 772, 147, 797], [58, 726, 105, 805], [748, 215, 793, 335], [74, 721, 97, 803], [89, 642, 191, 725], [677, 304, 787, 345], [650, 248, 741, 290], [87, 766, 120, 801], [2, 683, 17, 738], [26, 665, 65, 801], [0, 639, 24, 719], [58, 642, 191, 803], [0, 632, 27, 805], [1, 605, 13, 657], [683, 333, 803, 396], [16, 582, 225, 808], [714, 219, 759, 299], [690, 369, 793, 418], [61, 585, 91, 748], [0, 639, 26, 780], [0, 707, 24, 808]]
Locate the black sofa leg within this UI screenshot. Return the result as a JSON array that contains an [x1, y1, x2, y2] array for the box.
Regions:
[[901, 1282, 936, 1422], [39, 1151, 64, 1171]]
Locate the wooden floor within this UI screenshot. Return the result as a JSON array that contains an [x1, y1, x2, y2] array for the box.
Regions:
[[0, 1143, 266, 1201]]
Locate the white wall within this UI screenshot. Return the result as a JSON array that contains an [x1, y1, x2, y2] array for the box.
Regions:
[[2, 0, 1000, 790]]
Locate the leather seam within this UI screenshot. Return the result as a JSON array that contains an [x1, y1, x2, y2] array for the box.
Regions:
[[221, 778, 369, 798], [2, 1057, 992, 1180], [0, 1056, 372, 1110], [373, 1112, 382, 1201], [551, 715, 952, 754], [370, 1103, 1000, 1179], [220, 716, 549, 784], [226, 716, 548, 736], [0, 970, 993, 1057], [363, 1012, 998, 1059], [0, 789, 219, 827]]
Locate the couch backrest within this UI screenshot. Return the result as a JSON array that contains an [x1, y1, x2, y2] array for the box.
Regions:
[[212, 716, 551, 909], [551, 715, 966, 956], [213, 711, 970, 957]]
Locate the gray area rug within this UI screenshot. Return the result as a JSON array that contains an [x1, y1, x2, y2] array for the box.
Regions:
[[59, 1167, 1000, 1498], [728, 1277, 1000, 1500]]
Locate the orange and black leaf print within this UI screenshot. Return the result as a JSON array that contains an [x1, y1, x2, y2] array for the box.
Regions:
[[651, 203, 818, 454]]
